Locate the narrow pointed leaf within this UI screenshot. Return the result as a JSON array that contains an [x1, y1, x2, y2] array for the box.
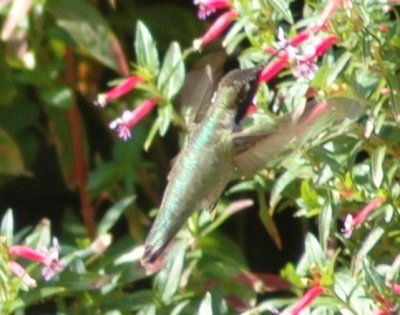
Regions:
[[371, 146, 386, 188], [0, 208, 13, 245], [97, 195, 136, 235], [259, 191, 281, 249], [0, 129, 26, 176], [268, 0, 294, 24], [319, 202, 333, 253], [47, 0, 122, 72], [352, 227, 384, 274], [135, 21, 159, 76], [157, 42, 185, 100], [198, 292, 213, 315], [154, 241, 186, 302]]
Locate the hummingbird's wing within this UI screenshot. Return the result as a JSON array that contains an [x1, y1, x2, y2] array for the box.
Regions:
[[178, 51, 226, 126], [233, 96, 365, 176]]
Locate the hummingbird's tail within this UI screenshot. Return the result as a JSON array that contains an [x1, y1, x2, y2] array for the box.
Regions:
[[141, 243, 166, 266], [141, 213, 183, 266]]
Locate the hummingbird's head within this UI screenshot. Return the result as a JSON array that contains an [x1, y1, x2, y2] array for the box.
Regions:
[[217, 67, 261, 124]]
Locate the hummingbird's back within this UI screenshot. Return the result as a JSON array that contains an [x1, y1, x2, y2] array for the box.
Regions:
[[141, 89, 238, 265]]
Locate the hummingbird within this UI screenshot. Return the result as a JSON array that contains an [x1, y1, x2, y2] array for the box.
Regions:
[[141, 52, 364, 266]]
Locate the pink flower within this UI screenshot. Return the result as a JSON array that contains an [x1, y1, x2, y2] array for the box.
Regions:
[[293, 55, 319, 80], [314, 35, 338, 58], [259, 54, 290, 83], [7, 261, 37, 288], [292, 35, 337, 80], [109, 98, 158, 140], [290, 29, 312, 47], [342, 197, 386, 238], [9, 238, 64, 280], [193, 10, 238, 50], [95, 75, 142, 107], [290, 285, 324, 315], [194, 0, 230, 19]]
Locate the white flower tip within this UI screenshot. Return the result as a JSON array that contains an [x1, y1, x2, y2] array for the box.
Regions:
[[277, 27, 285, 41], [121, 110, 134, 122], [342, 214, 354, 239], [109, 118, 122, 130], [95, 94, 107, 107], [193, 39, 203, 51]]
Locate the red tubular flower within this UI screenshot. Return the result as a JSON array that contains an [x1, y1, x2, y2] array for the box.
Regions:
[[342, 197, 386, 238], [109, 97, 159, 140], [95, 75, 142, 107], [314, 35, 338, 58], [9, 245, 51, 263], [290, 285, 324, 315], [194, 0, 231, 19], [193, 10, 238, 50], [245, 104, 257, 116], [258, 54, 290, 83], [9, 238, 64, 280], [290, 29, 312, 47]]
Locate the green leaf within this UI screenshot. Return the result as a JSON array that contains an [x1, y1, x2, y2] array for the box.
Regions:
[[18, 287, 66, 308], [157, 104, 173, 136], [41, 85, 73, 109], [198, 291, 228, 315], [138, 305, 156, 315], [297, 233, 326, 274], [144, 119, 160, 150], [268, 0, 294, 24], [157, 42, 185, 100], [0, 208, 13, 245], [97, 291, 154, 312], [171, 300, 190, 315], [319, 202, 333, 254], [270, 161, 311, 209], [154, 241, 186, 302], [198, 292, 213, 315], [135, 21, 160, 76], [280, 263, 303, 288], [362, 259, 386, 294], [387, 74, 400, 122], [325, 51, 352, 85], [352, 227, 385, 274], [24, 219, 51, 249], [96, 195, 136, 235], [258, 191, 281, 249], [47, 0, 122, 72], [371, 146, 386, 188], [355, 68, 379, 98], [0, 128, 26, 176]]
